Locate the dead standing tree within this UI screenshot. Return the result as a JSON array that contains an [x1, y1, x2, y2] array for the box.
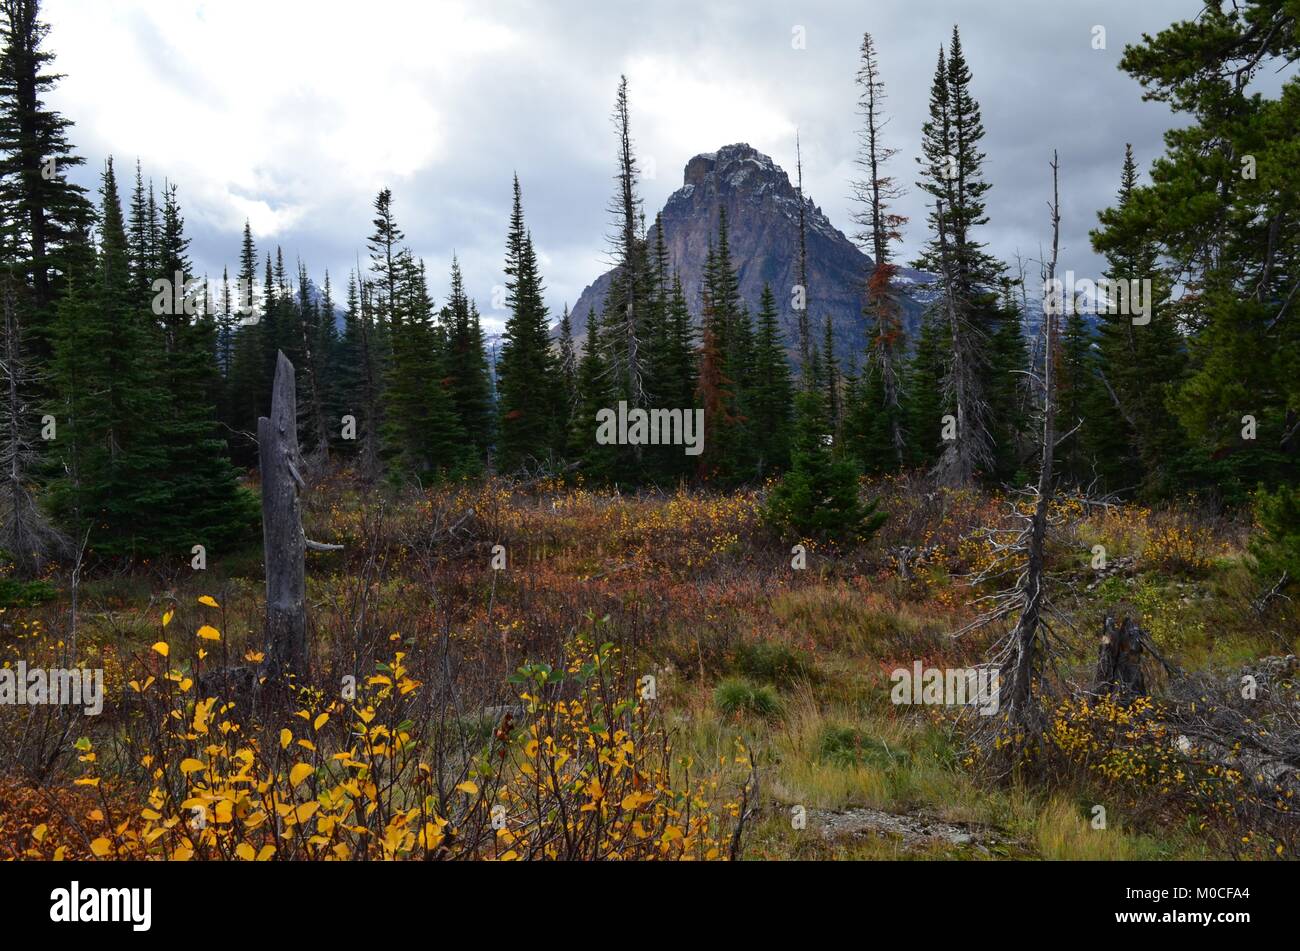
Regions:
[[954, 153, 1069, 740], [0, 279, 65, 577], [258, 351, 340, 678]]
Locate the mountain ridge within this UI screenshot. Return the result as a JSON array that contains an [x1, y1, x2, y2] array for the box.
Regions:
[[563, 142, 936, 365]]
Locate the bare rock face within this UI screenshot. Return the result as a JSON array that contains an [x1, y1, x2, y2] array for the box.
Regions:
[[565, 143, 934, 365]]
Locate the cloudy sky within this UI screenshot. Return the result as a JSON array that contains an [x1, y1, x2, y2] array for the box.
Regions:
[[43, 0, 1202, 332]]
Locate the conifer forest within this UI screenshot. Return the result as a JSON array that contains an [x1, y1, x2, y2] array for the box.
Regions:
[[0, 0, 1297, 924]]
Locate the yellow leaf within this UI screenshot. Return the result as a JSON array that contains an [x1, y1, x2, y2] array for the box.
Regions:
[[620, 791, 652, 811], [244, 650, 265, 663], [313, 712, 329, 731], [256, 844, 276, 861], [90, 837, 112, 857], [280, 728, 292, 749], [196, 625, 221, 641], [197, 595, 220, 608], [293, 801, 319, 824], [151, 641, 169, 657], [74, 777, 100, 787], [179, 758, 205, 774], [162, 609, 174, 628], [32, 823, 47, 842], [455, 780, 479, 796], [289, 763, 314, 787]]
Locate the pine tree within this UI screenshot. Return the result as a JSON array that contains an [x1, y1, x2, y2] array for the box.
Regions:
[[47, 158, 170, 556], [570, 307, 617, 481], [820, 312, 841, 442], [985, 293, 1030, 482], [642, 213, 671, 404], [748, 284, 794, 477], [334, 269, 378, 470], [497, 175, 563, 472], [1092, 144, 1191, 497], [661, 275, 698, 411], [602, 75, 650, 408], [696, 214, 749, 483], [384, 250, 465, 478], [1054, 299, 1099, 487], [314, 269, 342, 453], [1104, 4, 1299, 498], [127, 160, 153, 298], [850, 31, 908, 470], [904, 307, 949, 467], [368, 188, 403, 327], [765, 388, 886, 548], [295, 258, 330, 462], [557, 303, 577, 419], [151, 182, 255, 554], [442, 256, 493, 468], [913, 28, 1003, 486], [0, 0, 94, 352], [225, 220, 265, 464]]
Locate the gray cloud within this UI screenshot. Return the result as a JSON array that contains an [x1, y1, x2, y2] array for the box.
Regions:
[[43, 0, 1199, 332]]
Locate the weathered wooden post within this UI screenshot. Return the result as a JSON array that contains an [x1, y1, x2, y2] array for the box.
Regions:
[[259, 351, 308, 676]]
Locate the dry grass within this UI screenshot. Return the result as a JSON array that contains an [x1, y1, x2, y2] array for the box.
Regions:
[[0, 470, 1293, 860]]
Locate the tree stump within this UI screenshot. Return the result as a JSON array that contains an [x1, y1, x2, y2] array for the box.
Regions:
[[1093, 614, 1147, 699], [259, 351, 308, 677]]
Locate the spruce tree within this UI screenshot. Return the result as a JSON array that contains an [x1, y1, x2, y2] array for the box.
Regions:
[[497, 175, 562, 471], [765, 388, 886, 547], [48, 158, 170, 556], [384, 251, 465, 478], [442, 256, 493, 468], [748, 284, 794, 477], [696, 215, 748, 483], [1092, 144, 1191, 496], [225, 220, 265, 464], [152, 182, 255, 555], [557, 303, 577, 420], [570, 307, 617, 481], [913, 28, 1003, 485], [295, 258, 330, 461], [0, 0, 94, 351], [904, 307, 949, 467], [1054, 299, 1099, 487]]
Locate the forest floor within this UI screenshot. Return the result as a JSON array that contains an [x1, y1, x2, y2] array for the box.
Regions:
[[1, 470, 1296, 860]]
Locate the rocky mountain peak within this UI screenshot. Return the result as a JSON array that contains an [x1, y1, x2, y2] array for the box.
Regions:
[[565, 143, 932, 363]]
